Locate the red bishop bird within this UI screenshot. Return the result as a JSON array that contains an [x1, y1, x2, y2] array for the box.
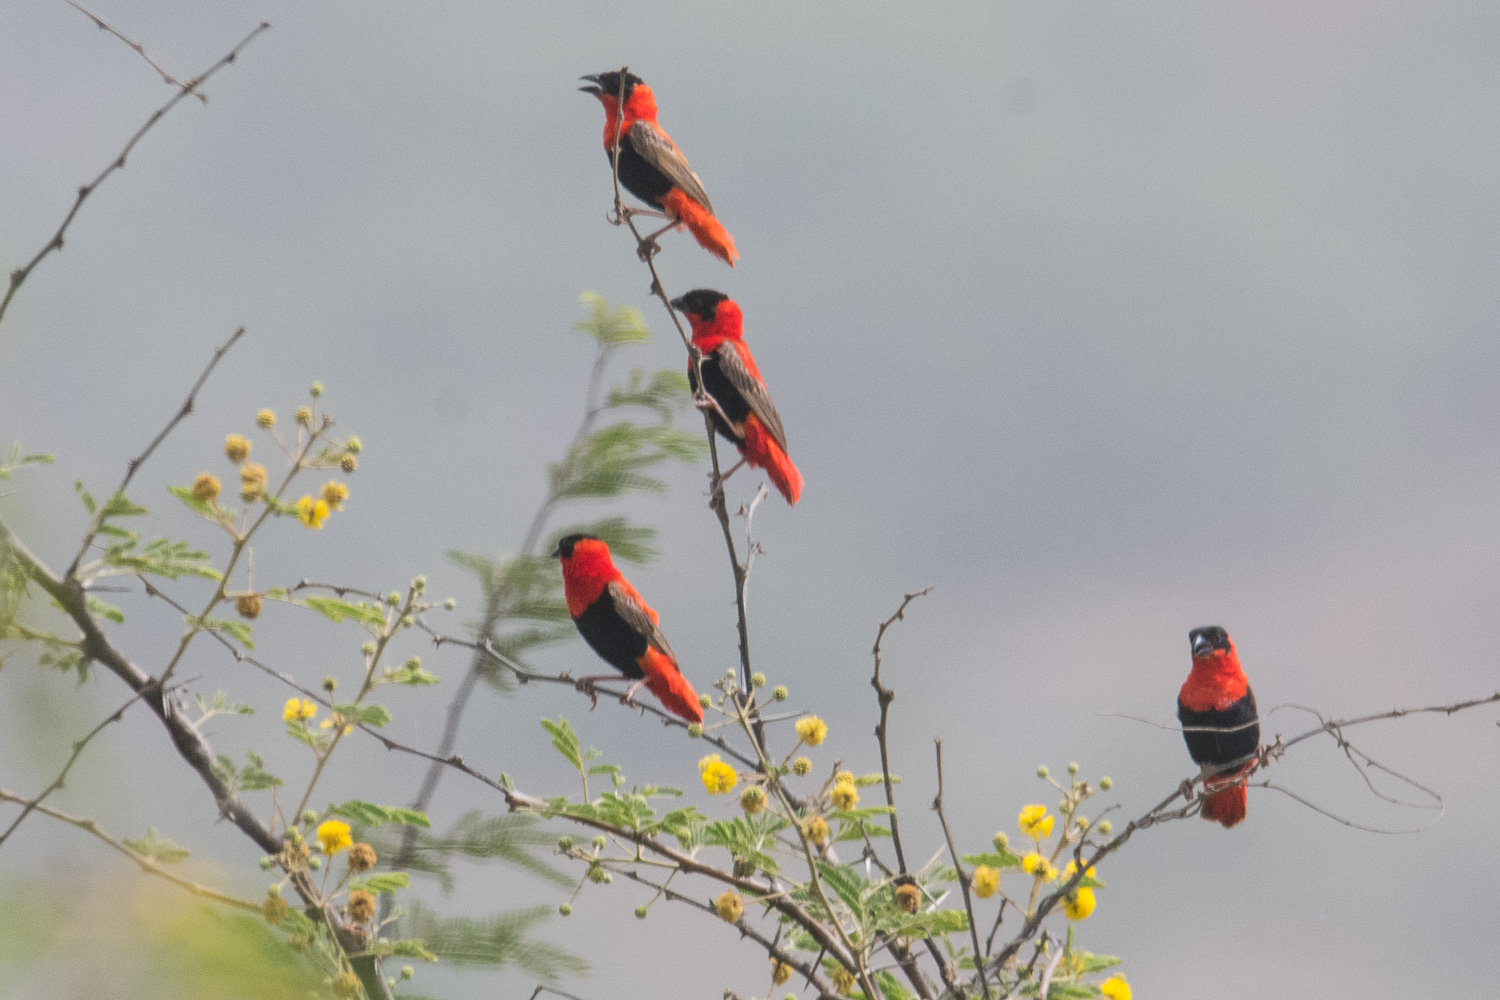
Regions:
[[1177, 626, 1261, 828], [671, 289, 803, 506], [579, 70, 738, 266], [554, 533, 703, 724]]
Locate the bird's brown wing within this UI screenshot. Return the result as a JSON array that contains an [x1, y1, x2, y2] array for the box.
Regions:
[[715, 342, 788, 453], [628, 120, 713, 213], [606, 579, 676, 661]]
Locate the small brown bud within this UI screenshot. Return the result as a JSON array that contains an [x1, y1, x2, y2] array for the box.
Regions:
[[236, 594, 262, 619], [348, 842, 376, 872], [341, 453, 358, 473], [347, 889, 376, 923]]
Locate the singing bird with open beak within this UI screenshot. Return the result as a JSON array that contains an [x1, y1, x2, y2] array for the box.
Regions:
[[580, 70, 738, 266]]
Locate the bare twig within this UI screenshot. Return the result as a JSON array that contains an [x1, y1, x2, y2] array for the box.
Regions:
[[0, 22, 270, 326], [62, 0, 198, 94], [0, 789, 260, 911], [933, 739, 990, 1000], [871, 587, 932, 875], [67, 326, 245, 576]]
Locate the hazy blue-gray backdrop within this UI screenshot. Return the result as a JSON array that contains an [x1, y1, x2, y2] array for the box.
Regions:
[[3, 1, 1498, 997]]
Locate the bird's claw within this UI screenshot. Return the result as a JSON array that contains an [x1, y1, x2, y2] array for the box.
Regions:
[[635, 238, 662, 262], [574, 677, 601, 711], [1179, 778, 1196, 804]]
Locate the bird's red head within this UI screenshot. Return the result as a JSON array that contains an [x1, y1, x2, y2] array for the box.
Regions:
[[1184, 624, 1247, 701], [579, 70, 658, 139], [670, 289, 743, 351], [553, 533, 619, 613]]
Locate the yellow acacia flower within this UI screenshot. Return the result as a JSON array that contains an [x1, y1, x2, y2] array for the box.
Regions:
[[317, 819, 351, 855], [1021, 852, 1057, 882], [224, 434, 252, 463], [1061, 886, 1096, 920], [698, 754, 738, 794], [282, 698, 316, 722], [294, 495, 330, 529], [240, 461, 267, 485], [192, 472, 221, 502], [804, 815, 830, 846], [1062, 860, 1098, 882], [256, 409, 276, 428], [770, 958, 792, 986], [833, 968, 856, 994], [792, 756, 812, 776], [713, 890, 743, 923], [319, 711, 355, 735], [972, 864, 1000, 899], [831, 779, 859, 811], [794, 715, 828, 746], [1018, 804, 1054, 840], [321, 480, 349, 510], [1099, 976, 1131, 1000]]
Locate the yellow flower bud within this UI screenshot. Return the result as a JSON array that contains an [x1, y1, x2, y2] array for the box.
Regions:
[[192, 472, 221, 502], [224, 434, 251, 463], [713, 890, 743, 923], [256, 409, 276, 428]]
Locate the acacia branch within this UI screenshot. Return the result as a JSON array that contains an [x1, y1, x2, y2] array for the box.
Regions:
[[62, 0, 198, 94], [0, 526, 392, 1000], [0, 22, 270, 326], [932, 739, 989, 1000], [0, 789, 261, 911], [0, 682, 159, 847], [67, 326, 245, 576]]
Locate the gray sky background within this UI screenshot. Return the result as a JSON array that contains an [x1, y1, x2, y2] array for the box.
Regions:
[[3, 1, 1498, 997]]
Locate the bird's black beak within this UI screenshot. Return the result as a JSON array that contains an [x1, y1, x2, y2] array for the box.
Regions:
[[1192, 633, 1212, 657], [550, 544, 563, 558], [668, 295, 686, 311], [578, 74, 603, 96]]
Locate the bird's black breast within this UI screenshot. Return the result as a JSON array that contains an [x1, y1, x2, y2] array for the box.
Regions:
[[689, 354, 751, 446], [573, 595, 647, 679], [608, 143, 672, 210], [1177, 689, 1260, 768]]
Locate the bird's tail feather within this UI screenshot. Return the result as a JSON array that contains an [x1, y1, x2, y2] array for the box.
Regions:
[[662, 188, 738, 267], [1201, 766, 1250, 828], [639, 647, 703, 723], [743, 417, 803, 505]]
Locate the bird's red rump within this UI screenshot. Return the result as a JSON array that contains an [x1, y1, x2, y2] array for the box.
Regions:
[[1201, 781, 1248, 828], [661, 189, 738, 267], [743, 416, 803, 506], [638, 646, 703, 723]]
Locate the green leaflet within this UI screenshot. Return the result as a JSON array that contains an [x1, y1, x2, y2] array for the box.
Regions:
[[326, 800, 431, 829], [122, 827, 189, 864]]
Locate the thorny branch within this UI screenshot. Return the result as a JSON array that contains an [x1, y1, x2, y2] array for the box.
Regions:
[[602, 67, 760, 715], [62, 0, 199, 94], [67, 326, 245, 577], [933, 740, 990, 1000], [0, 21, 270, 326]]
